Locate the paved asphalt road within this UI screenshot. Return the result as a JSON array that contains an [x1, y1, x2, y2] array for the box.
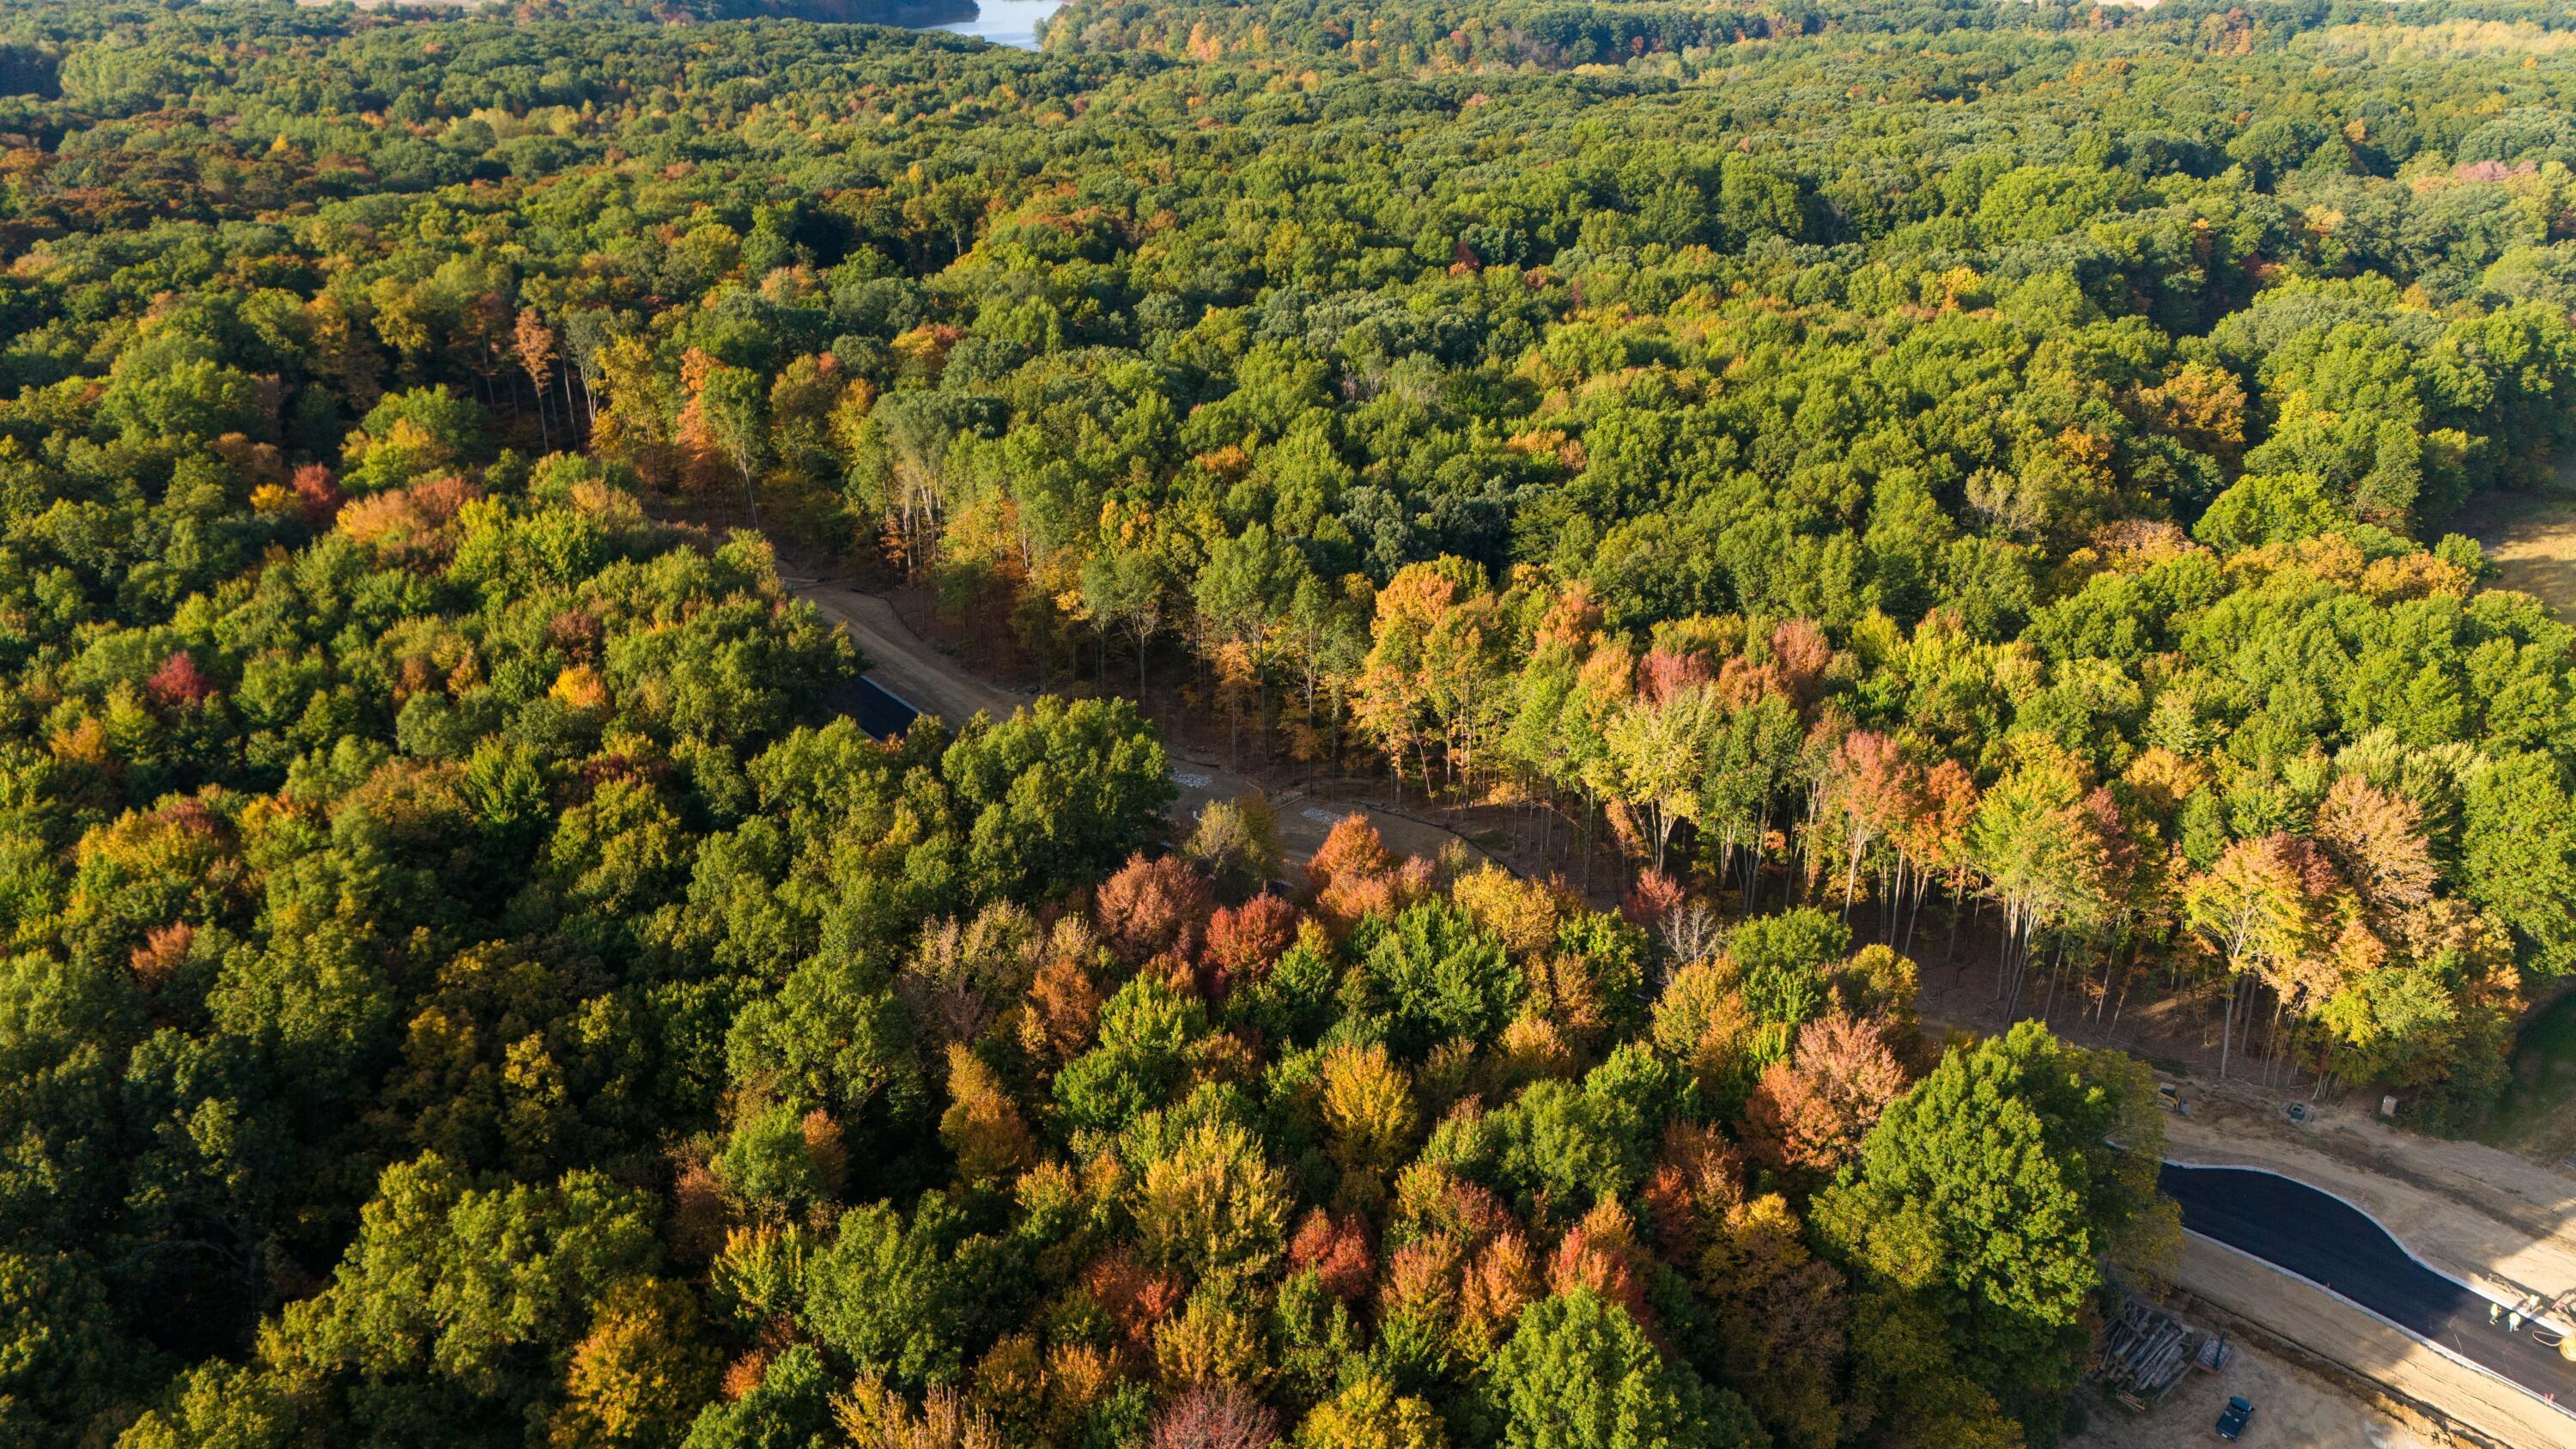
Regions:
[[2160, 1162, 2576, 1411], [834, 675, 921, 742]]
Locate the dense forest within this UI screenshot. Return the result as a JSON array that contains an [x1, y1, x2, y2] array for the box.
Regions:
[[3, 0, 2575, 1444]]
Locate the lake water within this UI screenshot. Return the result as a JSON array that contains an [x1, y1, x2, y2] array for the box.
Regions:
[[933, 0, 1062, 48]]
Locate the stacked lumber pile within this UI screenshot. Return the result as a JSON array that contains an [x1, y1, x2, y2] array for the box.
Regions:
[[2094, 1295, 2207, 1411]]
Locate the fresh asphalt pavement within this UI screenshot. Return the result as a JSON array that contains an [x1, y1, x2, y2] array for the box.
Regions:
[[2160, 1162, 2576, 1411], [835, 674, 921, 742]]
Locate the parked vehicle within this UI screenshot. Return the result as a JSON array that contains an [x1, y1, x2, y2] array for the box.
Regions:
[[2216, 1396, 2255, 1440]]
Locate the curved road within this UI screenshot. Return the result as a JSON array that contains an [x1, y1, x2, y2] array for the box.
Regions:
[[779, 569, 1479, 867], [777, 558, 2576, 1426], [2161, 1162, 2576, 1412]]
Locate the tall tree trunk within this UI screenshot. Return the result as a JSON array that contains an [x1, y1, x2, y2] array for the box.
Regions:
[[1566, 794, 1587, 897], [2265, 994, 2287, 1086], [2219, 973, 2238, 1080]]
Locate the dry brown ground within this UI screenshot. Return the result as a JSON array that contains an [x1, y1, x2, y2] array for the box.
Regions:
[[2467, 490, 2576, 624], [2162, 1237, 2576, 1449], [2071, 1318, 2447, 1449]]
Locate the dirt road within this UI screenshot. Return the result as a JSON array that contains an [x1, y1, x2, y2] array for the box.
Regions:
[[780, 570, 1475, 868], [777, 561, 2576, 1440], [2071, 1317, 2446, 1449], [2169, 1235, 2576, 1449], [785, 574, 1030, 728]]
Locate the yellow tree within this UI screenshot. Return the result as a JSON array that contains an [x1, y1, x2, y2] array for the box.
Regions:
[[2180, 834, 2336, 1079], [589, 333, 673, 490], [1602, 683, 1717, 876], [1350, 554, 1494, 794], [1965, 742, 2121, 1020]]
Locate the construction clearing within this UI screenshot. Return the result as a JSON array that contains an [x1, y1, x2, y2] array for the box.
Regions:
[[2094, 1294, 2223, 1411]]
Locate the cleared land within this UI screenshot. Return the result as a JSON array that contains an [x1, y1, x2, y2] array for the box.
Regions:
[[2169, 1235, 2576, 1449], [2160, 1079, 2576, 1328], [2072, 1322, 2446, 1449], [2467, 490, 2576, 623], [781, 569, 1479, 866], [2488, 992, 2576, 1165]]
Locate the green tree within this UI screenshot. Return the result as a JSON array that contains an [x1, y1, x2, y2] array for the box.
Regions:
[[1814, 1023, 2167, 1427], [0, 1251, 146, 1448], [699, 363, 769, 526], [725, 959, 923, 1127], [941, 697, 1175, 901], [679, 1344, 835, 1449], [268, 1155, 663, 1440], [1360, 898, 1522, 1054], [2462, 751, 2576, 977], [799, 1196, 970, 1387], [1481, 1290, 1764, 1449]]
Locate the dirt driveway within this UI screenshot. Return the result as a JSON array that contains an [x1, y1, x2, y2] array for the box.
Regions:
[[785, 573, 1033, 727], [779, 569, 1477, 869], [776, 557, 2576, 1443]]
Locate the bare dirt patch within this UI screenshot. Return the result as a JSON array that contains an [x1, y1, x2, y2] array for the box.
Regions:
[[2072, 1318, 2448, 1449], [2465, 490, 2576, 623], [2160, 1236, 2576, 1449]]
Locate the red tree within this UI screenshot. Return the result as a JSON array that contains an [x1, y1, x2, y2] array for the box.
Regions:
[[1637, 645, 1712, 705], [1741, 1012, 1910, 1174], [1642, 1120, 1744, 1265], [1151, 1384, 1279, 1449], [145, 651, 215, 709], [289, 462, 344, 527], [1084, 1251, 1184, 1357], [1200, 894, 1299, 995], [1094, 854, 1216, 965], [1289, 1208, 1377, 1300], [1547, 1198, 1656, 1334]]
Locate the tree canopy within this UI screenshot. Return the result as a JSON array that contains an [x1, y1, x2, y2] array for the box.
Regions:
[[0, 0, 2572, 1443]]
